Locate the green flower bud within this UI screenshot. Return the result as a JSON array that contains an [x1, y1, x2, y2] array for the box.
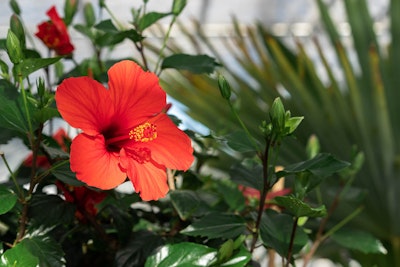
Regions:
[[269, 97, 286, 134], [37, 78, 46, 98], [9, 0, 21, 15], [64, 0, 79, 26], [6, 29, 23, 64], [172, 0, 187, 15], [217, 75, 231, 100], [10, 14, 25, 49], [84, 2, 96, 27]]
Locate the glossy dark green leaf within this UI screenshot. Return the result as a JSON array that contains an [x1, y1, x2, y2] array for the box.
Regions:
[[225, 131, 257, 153], [274, 195, 327, 218], [259, 210, 308, 259], [138, 12, 170, 31], [94, 19, 118, 32], [0, 242, 39, 267], [220, 246, 251, 267], [161, 54, 220, 74], [0, 186, 17, 215], [0, 94, 29, 133], [277, 153, 350, 178], [181, 212, 246, 239], [169, 190, 211, 220], [108, 204, 135, 244], [115, 231, 164, 267], [331, 228, 387, 254], [51, 162, 85, 186], [28, 194, 75, 227], [19, 57, 61, 78], [144, 242, 217, 267], [20, 235, 66, 267]]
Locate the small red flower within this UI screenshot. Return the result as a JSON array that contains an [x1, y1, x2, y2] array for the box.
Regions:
[[35, 6, 74, 55], [240, 185, 291, 210], [56, 181, 106, 223], [55, 60, 194, 201], [23, 128, 69, 169]]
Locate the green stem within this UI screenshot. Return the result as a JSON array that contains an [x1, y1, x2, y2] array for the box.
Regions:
[[155, 15, 177, 75], [19, 76, 33, 135], [104, 4, 125, 30], [321, 206, 364, 240], [0, 153, 24, 199]]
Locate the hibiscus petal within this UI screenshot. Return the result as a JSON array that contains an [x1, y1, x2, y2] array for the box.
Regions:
[[133, 114, 194, 171], [56, 77, 115, 136], [70, 134, 126, 189], [107, 60, 166, 126], [46, 6, 69, 38], [120, 148, 169, 201]]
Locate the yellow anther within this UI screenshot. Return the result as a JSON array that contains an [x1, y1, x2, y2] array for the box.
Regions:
[[129, 122, 157, 142]]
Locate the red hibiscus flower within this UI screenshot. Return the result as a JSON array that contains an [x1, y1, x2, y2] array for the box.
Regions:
[[35, 6, 74, 55], [55, 60, 194, 201]]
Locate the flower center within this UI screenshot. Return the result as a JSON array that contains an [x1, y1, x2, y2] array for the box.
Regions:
[[129, 122, 157, 142]]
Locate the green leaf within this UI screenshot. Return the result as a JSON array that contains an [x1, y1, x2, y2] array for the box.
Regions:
[[33, 107, 60, 124], [94, 19, 118, 32], [0, 186, 18, 215], [108, 204, 135, 244], [181, 212, 246, 239], [28, 194, 75, 227], [215, 179, 246, 212], [138, 12, 170, 31], [277, 153, 350, 178], [161, 54, 220, 74], [169, 190, 211, 220], [95, 29, 143, 46], [19, 57, 61, 79], [229, 161, 263, 190], [144, 242, 217, 267], [0, 242, 39, 267], [220, 246, 251, 267], [273, 195, 327, 218], [20, 235, 66, 267], [331, 228, 387, 254], [259, 210, 308, 259], [115, 231, 164, 267], [51, 161, 85, 186], [284, 116, 304, 135], [225, 131, 257, 153]]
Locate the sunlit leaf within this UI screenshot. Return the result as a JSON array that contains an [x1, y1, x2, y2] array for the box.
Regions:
[[0, 243, 39, 267], [145, 242, 217, 267]]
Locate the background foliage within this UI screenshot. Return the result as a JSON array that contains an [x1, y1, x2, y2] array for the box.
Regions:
[[0, 0, 393, 266]]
